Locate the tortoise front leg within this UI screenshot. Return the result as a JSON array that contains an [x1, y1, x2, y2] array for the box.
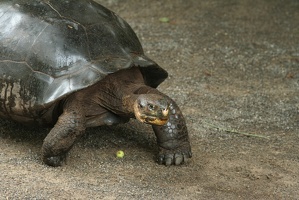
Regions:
[[41, 98, 86, 167], [153, 100, 192, 166]]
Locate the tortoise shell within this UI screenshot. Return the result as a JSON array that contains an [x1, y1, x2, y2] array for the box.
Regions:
[[0, 0, 167, 112]]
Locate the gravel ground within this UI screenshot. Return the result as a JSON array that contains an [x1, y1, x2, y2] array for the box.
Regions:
[[0, 0, 298, 199]]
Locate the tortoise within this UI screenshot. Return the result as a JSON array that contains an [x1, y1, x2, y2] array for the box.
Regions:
[[0, 0, 192, 167]]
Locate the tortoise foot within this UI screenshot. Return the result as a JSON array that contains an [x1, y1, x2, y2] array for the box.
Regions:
[[43, 155, 66, 167], [157, 145, 192, 166]]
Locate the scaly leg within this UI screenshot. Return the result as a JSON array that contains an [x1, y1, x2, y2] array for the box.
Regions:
[[153, 99, 192, 166]]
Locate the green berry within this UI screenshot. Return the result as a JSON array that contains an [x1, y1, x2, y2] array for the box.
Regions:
[[116, 150, 124, 158]]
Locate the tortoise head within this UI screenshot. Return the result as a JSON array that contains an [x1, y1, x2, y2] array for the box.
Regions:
[[133, 94, 169, 125]]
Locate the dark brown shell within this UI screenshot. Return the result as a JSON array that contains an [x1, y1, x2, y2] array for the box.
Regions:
[[0, 0, 167, 110]]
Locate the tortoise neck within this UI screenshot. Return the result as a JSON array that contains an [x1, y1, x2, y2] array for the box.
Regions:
[[88, 77, 145, 117], [88, 67, 160, 117], [121, 94, 138, 115]]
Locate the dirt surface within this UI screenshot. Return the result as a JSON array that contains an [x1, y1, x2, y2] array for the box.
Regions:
[[1, 0, 299, 199]]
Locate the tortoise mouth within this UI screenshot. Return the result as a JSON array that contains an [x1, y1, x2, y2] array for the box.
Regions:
[[137, 114, 168, 125]]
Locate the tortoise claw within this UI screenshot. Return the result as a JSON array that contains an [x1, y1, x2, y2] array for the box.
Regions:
[[174, 153, 183, 165], [43, 155, 66, 167], [158, 155, 165, 165], [165, 154, 173, 166], [157, 150, 192, 166]]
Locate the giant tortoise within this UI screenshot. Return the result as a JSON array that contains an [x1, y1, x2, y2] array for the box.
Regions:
[[0, 0, 191, 166]]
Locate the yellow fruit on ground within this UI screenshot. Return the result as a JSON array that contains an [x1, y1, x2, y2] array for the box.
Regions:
[[116, 150, 124, 158]]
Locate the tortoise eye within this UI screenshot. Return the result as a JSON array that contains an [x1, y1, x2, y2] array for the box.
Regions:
[[148, 104, 155, 111]]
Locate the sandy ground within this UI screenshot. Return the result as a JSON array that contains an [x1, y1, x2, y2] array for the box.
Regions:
[[1, 0, 299, 199]]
